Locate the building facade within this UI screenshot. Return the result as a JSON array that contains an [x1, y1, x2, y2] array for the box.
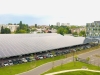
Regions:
[[0, 25, 19, 33], [86, 21, 100, 38], [56, 22, 60, 26], [7, 25, 19, 32], [61, 23, 70, 26]]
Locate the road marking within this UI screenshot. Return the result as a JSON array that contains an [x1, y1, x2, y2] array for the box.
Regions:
[[45, 69, 100, 75], [17, 49, 100, 75]]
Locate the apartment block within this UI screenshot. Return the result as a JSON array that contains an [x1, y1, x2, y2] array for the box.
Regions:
[[56, 22, 60, 26], [0, 25, 19, 33]]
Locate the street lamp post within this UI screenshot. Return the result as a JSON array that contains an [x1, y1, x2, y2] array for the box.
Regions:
[[71, 49, 75, 66]]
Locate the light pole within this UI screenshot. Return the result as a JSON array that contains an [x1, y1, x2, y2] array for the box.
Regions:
[[71, 49, 75, 66]]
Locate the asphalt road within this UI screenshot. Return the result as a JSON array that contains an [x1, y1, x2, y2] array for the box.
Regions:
[[17, 49, 100, 75]]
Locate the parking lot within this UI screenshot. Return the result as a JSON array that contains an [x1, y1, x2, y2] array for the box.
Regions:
[[0, 43, 96, 67]]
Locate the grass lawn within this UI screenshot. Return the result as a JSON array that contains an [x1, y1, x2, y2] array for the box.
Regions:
[[55, 71, 100, 75], [1, 45, 100, 75], [42, 61, 100, 75]]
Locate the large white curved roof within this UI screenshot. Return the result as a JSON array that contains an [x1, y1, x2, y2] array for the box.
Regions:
[[0, 33, 86, 58]]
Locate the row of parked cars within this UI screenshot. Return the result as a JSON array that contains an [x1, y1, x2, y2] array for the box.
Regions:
[[0, 57, 34, 67], [0, 44, 93, 67], [0, 53, 55, 67]]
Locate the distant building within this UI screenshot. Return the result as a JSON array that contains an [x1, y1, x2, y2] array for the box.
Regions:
[[61, 23, 70, 26], [7, 25, 19, 32], [56, 22, 60, 26], [0, 24, 19, 33], [36, 28, 42, 33], [86, 21, 100, 38], [71, 26, 86, 34], [67, 23, 70, 26]]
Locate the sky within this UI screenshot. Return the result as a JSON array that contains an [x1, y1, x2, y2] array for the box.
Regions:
[[0, 0, 100, 25]]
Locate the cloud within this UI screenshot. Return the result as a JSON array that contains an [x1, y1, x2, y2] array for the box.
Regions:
[[0, 0, 100, 25]]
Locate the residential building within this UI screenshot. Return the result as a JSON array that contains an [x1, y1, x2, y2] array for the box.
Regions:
[[71, 26, 86, 34], [7, 25, 19, 32], [36, 28, 42, 33], [0, 24, 19, 33], [56, 22, 60, 26], [61, 23, 70, 26], [86, 21, 100, 38]]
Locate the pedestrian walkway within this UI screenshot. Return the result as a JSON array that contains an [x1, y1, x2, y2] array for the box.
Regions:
[[45, 69, 100, 75], [16, 49, 100, 75]]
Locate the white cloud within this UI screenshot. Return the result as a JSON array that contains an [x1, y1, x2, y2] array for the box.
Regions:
[[0, 0, 100, 25]]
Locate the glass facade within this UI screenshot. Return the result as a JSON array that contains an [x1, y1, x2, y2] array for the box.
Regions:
[[86, 21, 100, 38]]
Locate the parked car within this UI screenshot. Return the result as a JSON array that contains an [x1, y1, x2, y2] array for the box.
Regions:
[[12, 59, 19, 64], [17, 59, 23, 64], [21, 58, 27, 63], [8, 60, 13, 65], [3, 62, 9, 66], [26, 57, 35, 62], [86, 45, 91, 48], [55, 51, 61, 56], [36, 55, 44, 59], [46, 53, 53, 58], [66, 50, 71, 53]]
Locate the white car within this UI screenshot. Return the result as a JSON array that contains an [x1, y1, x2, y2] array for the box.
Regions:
[[46, 53, 54, 58], [4, 63, 9, 66], [8, 60, 13, 65], [37, 56, 43, 59], [21, 58, 27, 62]]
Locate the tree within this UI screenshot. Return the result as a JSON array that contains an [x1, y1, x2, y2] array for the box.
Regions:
[[8, 23, 12, 25], [57, 27, 64, 36], [8, 29, 11, 33], [74, 55, 78, 61], [50, 25, 54, 28], [72, 32, 78, 36], [14, 23, 16, 25], [86, 57, 90, 63], [57, 26, 71, 35], [1, 26, 4, 34], [71, 25, 77, 29], [79, 31, 86, 37], [18, 29, 27, 33], [1, 27, 11, 34], [19, 21, 23, 29], [4, 28, 11, 34], [16, 21, 30, 33], [86, 57, 90, 61]]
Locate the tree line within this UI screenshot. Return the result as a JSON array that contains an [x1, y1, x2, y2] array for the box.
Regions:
[[16, 21, 30, 33], [57, 26, 71, 35], [1, 26, 11, 34], [1, 21, 30, 34], [50, 25, 86, 36]]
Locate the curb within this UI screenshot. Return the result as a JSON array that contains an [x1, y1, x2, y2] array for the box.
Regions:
[[45, 69, 100, 75], [16, 48, 99, 75]]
